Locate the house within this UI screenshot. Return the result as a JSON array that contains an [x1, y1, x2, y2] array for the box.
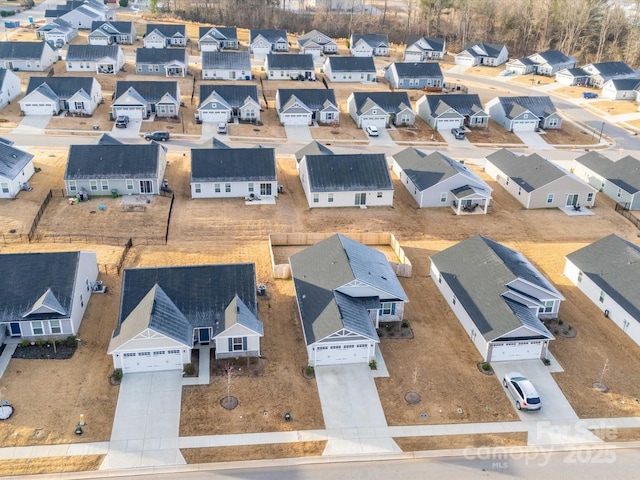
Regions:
[[384, 62, 443, 89], [135, 48, 188, 77], [20, 77, 103, 116], [297, 30, 338, 56], [454, 42, 508, 67], [201, 51, 251, 80], [555, 67, 590, 86], [96, 133, 123, 146], [416, 93, 488, 129], [486, 96, 562, 131], [275, 88, 338, 125], [66, 44, 125, 74], [64, 143, 167, 196], [265, 54, 315, 80], [190, 147, 277, 198], [564, 234, 640, 348], [323, 56, 376, 83], [36, 18, 78, 48], [107, 263, 263, 373], [573, 151, 640, 210], [144, 24, 187, 48], [391, 148, 492, 212], [298, 152, 393, 207], [507, 49, 577, 76], [403, 36, 446, 61], [0, 251, 98, 340], [582, 61, 637, 88], [88, 21, 136, 45], [0, 68, 21, 109], [0, 141, 35, 198], [58, 0, 111, 29], [289, 234, 408, 366], [0, 41, 57, 72], [601, 78, 640, 100], [249, 29, 288, 57], [112, 81, 180, 119], [294, 140, 333, 167], [430, 235, 561, 362], [196, 84, 260, 123], [350, 33, 389, 57], [485, 149, 596, 209], [198, 26, 238, 51], [348, 91, 416, 128]]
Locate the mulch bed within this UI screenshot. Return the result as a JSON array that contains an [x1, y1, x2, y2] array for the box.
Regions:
[[12, 342, 77, 360], [377, 320, 414, 339], [211, 356, 265, 377]]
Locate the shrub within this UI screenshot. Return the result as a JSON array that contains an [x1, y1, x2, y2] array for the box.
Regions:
[[369, 359, 377, 370], [36, 338, 47, 347], [65, 336, 78, 348], [118, 0, 129, 6], [20, 339, 30, 348], [543, 358, 551, 366], [401, 321, 409, 328], [183, 363, 195, 376], [481, 362, 491, 371], [111, 368, 123, 381], [304, 365, 314, 376], [558, 319, 564, 325]]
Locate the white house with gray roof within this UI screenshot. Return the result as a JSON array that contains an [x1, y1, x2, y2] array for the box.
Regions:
[[298, 153, 393, 208], [455, 42, 508, 67], [20, 76, 102, 116], [0, 68, 21, 109], [565, 235, 640, 348], [59, 0, 111, 29], [290, 234, 408, 366], [417, 93, 488, 129], [323, 56, 376, 82], [0, 141, 34, 198], [384, 62, 443, 89], [573, 151, 640, 210], [144, 23, 187, 48], [201, 51, 251, 80], [136, 48, 188, 77], [265, 53, 316, 80], [601, 78, 640, 100], [294, 140, 333, 168], [36, 18, 78, 48], [275, 88, 338, 125], [198, 26, 238, 51], [403, 36, 446, 61], [88, 21, 136, 45], [196, 84, 260, 123], [555, 67, 590, 86], [485, 149, 596, 209], [392, 148, 492, 212], [430, 235, 562, 362], [297, 29, 338, 56], [111, 80, 180, 119], [507, 49, 576, 76], [350, 33, 389, 56], [108, 263, 263, 373], [486, 95, 562, 131], [66, 44, 125, 74], [348, 91, 416, 128], [582, 61, 637, 88], [249, 29, 288, 57], [0, 251, 98, 340], [0, 41, 57, 72]]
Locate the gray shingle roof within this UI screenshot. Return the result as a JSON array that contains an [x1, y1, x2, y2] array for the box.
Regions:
[[114, 80, 178, 102], [67, 44, 119, 62], [198, 26, 237, 42], [495, 96, 558, 119], [38, 18, 75, 34], [202, 51, 250, 70], [96, 133, 123, 146], [462, 41, 505, 58], [559, 67, 589, 77], [405, 36, 445, 53], [0, 143, 33, 181], [295, 140, 333, 162], [250, 29, 287, 44], [65, 144, 163, 179], [136, 47, 187, 64], [532, 49, 573, 65], [586, 61, 635, 77], [90, 21, 134, 36], [575, 151, 613, 172], [198, 84, 258, 108], [145, 23, 186, 38], [391, 62, 443, 78], [578, 154, 640, 194], [267, 53, 314, 70], [221, 295, 263, 335], [607, 78, 640, 90], [190, 147, 276, 182], [298, 30, 334, 47], [423, 93, 486, 117], [325, 56, 375, 72], [304, 153, 393, 192], [278, 88, 337, 112], [26, 76, 96, 98], [485, 149, 565, 192], [351, 33, 389, 48], [351, 91, 413, 114], [0, 41, 51, 60]]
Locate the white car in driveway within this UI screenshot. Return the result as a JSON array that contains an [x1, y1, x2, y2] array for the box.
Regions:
[[503, 372, 542, 411], [365, 125, 379, 137]]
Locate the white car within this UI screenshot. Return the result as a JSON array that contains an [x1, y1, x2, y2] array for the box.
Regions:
[[503, 372, 542, 411], [217, 122, 228, 134], [365, 125, 379, 137]]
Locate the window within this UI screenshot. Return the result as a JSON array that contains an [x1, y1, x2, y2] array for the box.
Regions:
[[194, 183, 201, 193], [86, 278, 90, 291], [138, 352, 150, 356], [51, 319, 62, 334], [587, 192, 594, 203], [452, 295, 457, 305], [326, 112, 334, 120], [153, 351, 166, 356], [538, 300, 554, 314], [328, 193, 333, 203], [90, 180, 98, 191], [617, 188, 622, 198], [546, 193, 554, 204], [225, 183, 231, 193], [313, 193, 319, 203], [548, 118, 558, 127], [1, 182, 8, 193], [379, 302, 395, 316], [438, 274, 442, 283], [215, 183, 220, 193], [101, 180, 109, 191], [599, 291, 605, 303], [126, 180, 134, 190], [68, 181, 77, 192], [80, 294, 84, 308], [233, 337, 244, 351], [440, 192, 447, 203], [518, 187, 522, 196], [168, 349, 180, 354], [505, 178, 509, 185], [248, 183, 254, 193], [123, 352, 136, 357], [32, 321, 43, 336], [578, 271, 583, 283], [136, 65, 142, 73]]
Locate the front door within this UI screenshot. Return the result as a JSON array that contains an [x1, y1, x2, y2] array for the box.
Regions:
[[198, 328, 210, 344], [355, 192, 366, 206], [260, 183, 271, 195], [566, 194, 579, 206], [230, 71, 236, 79], [9, 322, 20, 337], [140, 180, 153, 194]]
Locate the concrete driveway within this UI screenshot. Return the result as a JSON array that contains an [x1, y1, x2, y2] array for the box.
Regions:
[[367, 128, 396, 146], [13, 115, 52, 134], [285, 125, 312, 143], [315, 364, 400, 455], [111, 119, 142, 139], [440, 128, 473, 147], [515, 131, 553, 149]]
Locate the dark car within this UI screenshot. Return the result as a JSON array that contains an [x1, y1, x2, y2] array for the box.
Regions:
[[144, 131, 170, 142], [582, 92, 599, 99], [115, 115, 129, 128]]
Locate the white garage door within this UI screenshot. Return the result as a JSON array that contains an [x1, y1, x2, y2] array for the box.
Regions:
[[404, 52, 422, 62], [436, 118, 463, 129], [490, 341, 543, 361], [512, 120, 538, 132], [360, 116, 387, 128], [312, 343, 372, 366], [282, 113, 311, 125], [200, 110, 228, 123], [121, 349, 183, 373], [113, 107, 144, 120], [23, 103, 55, 115]]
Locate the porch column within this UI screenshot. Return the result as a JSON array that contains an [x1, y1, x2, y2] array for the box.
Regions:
[[483, 200, 488, 214]]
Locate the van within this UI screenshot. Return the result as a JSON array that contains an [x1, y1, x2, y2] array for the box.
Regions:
[[451, 127, 465, 139]]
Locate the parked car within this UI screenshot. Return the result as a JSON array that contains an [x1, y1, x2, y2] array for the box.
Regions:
[[582, 92, 599, 99], [217, 122, 228, 134], [365, 125, 379, 137], [451, 127, 465, 139], [503, 372, 542, 411], [144, 131, 170, 142], [115, 115, 129, 128]]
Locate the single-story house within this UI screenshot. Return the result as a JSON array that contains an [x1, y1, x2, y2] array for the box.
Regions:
[[249, 29, 288, 57], [555, 67, 590, 86], [416, 93, 488, 129], [430, 235, 562, 362], [190, 147, 277, 198], [144, 23, 187, 48], [36, 18, 78, 48], [201, 51, 251, 80], [0, 68, 22, 109], [391, 148, 492, 212], [0, 141, 35, 199], [265, 53, 316, 80], [564, 235, 640, 348], [88, 21, 136, 45], [573, 151, 640, 210], [455, 42, 508, 67], [66, 44, 125, 74], [64, 143, 167, 196], [112, 80, 180, 119], [384, 61, 443, 89], [294, 140, 333, 168], [485, 149, 596, 209], [347, 91, 416, 128], [298, 152, 393, 208], [486, 95, 562, 131], [507, 49, 577, 76], [601, 78, 640, 100], [0, 251, 99, 340], [107, 263, 263, 373], [198, 26, 239, 51], [290, 234, 408, 366], [403, 36, 446, 61], [350, 33, 389, 56], [196, 84, 260, 123], [135, 48, 188, 77], [582, 61, 637, 88], [297, 29, 338, 56], [58, 0, 111, 29], [323, 56, 376, 83], [275, 88, 338, 125], [20, 76, 103, 116], [0, 41, 57, 72]]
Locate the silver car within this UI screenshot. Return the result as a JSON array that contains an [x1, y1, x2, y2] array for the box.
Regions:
[[503, 372, 541, 411]]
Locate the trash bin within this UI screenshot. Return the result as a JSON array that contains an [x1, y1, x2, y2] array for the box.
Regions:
[[111, 189, 118, 198], [109, 112, 113, 121]]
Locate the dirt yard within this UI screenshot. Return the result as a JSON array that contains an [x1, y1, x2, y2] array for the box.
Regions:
[[510, 74, 557, 87], [542, 122, 601, 146], [463, 120, 524, 145], [589, 100, 639, 116], [555, 86, 598, 99], [389, 117, 445, 143], [395, 432, 527, 451]]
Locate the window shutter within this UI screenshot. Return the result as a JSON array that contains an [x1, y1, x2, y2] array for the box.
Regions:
[[242, 337, 247, 350], [228, 337, 232, 351], [391, 303, 396, 315]]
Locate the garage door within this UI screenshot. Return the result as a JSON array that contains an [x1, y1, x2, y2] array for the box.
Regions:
[[23, 103, 55, 115], [490, 341, 543, 361], [200, 110, 228, 123], [113, 107, 144, 120], [121, 349, 183, 373], [436, 118, 463, 129], [360, 116, 387, 128], [312, 343, 372, 366], [512, 120, 538, 132], [282, 113, 311, 125]]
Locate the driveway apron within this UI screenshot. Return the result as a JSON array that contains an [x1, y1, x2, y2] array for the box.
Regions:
[[13, 115, 52, 134], [515, 131, 554, 149], [285, 125, 312, 143]]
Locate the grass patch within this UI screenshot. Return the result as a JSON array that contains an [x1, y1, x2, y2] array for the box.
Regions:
[[394, 432, 527, 451], [181, 441, 327, 463], [0, 455, 104, 476]]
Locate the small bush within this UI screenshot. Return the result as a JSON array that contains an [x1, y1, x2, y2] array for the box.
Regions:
[[118, 0, 129, 6], [65, 336, 78, 348], [481, 362, 491, 371], [111, 368, 123, 381], [304, 365, 314, 376], [35, 338, 47, 347], [369, 359, 377, 370], [401, 321, 409, 328], [20, 339, 30, 347], [554, 329, 559, 334], [183, 363, 195, 376], [543, 358, 551, 366], [558, 319, 564, 325]]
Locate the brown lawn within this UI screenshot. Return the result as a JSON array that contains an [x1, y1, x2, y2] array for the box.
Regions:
[[555, 86, 597, 99], [510, 74, 557, 86], [389, 117, 445, 143], [181, 442, 326, 464], [589, 100, 639, 116], [542, 122, 601, 146], [464, 120, 524, 145], [395, 432, 528, 452]]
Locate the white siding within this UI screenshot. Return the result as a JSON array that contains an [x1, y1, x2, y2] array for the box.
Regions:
[[191, 180, 278, 199], [69, 251, 99, 334]]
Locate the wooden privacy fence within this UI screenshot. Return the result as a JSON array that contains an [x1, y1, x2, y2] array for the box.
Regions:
[[615, 202, 640, 230], [269, 232, 412, 279]]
